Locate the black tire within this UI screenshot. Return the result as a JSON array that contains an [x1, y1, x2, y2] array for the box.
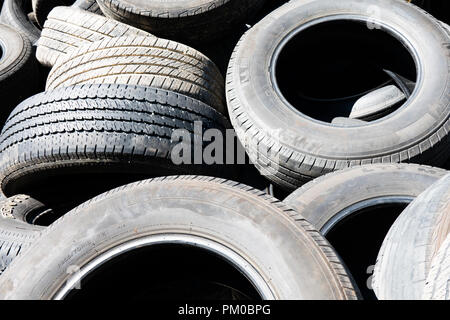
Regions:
[[226, 0, 450, 190], [0, 0, 41, 44], [0, 195, 45, 275], [36, 6, 150, 67], [72, 0, 102, 14], [0, 176, 357, 300], [423, 235, 450, 300], [46, 36, 226, 114], [283, 163, 447, 299], [0, 84, 230, 215], [31, 0, 73, 28], [0, 23, 39, 126], [96, 0, 266, 44], [373, 173, 450, 300]]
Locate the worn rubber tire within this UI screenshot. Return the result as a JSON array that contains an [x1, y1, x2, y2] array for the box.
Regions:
[[72, 0, 102, 14], [423, 235, 450, 300], [0, 24, 39, 126], [284, 164, 447, 298], [0, 195, 45, 275], [284, 164, 447, 234], [226, 0, 450, 190], [0, 0, 41, 44], [0, 84, 230, 204], [36, 6, 150, 67], [31, 0, 73, 28], [0, 176, 357, 300], [96, 0, 266, 44], [46, 36, 226, 114], [373, 173, 450, 300]]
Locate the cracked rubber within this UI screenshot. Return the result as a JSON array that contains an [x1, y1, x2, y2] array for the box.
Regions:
[[96, 0, 266, 44], [373, 173, 450, 300], [0, 176, 357, 300], [36, 6, 151, 67], [423, 235, 450, 300], [46, 36, 226, 114], [226, 0, 450, 190]]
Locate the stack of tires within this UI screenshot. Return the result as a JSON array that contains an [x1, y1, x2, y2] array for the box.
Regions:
[[0, 0, 448, 300]]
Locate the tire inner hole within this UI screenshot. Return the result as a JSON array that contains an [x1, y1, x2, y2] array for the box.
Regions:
[[275, 20, 417, 123], [65, 244, 262, 300]]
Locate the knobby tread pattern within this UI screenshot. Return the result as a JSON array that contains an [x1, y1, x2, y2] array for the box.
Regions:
[[0, 84, 230, 194], [423, 236, 450, 300], [36, 6, 151, 67], [46, 36, 226, 114], [96, 0, 266, 43], [0, 0, 41, 44], [36, 175, 358, 300], [226, 2, 450, 190]]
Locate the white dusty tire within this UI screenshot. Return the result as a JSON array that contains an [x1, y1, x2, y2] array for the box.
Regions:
[[0, 176, 358, 300]]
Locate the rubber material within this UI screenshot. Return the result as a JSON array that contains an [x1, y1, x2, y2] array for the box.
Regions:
[[0, 195, 45, 275], [31, 0, 73, 28], [226, 0, 450, 190], [0, 23, 39, 126], [36, 6, 150, 67], [373, 173, 450, 300], [96, 0, 266, 43], [0, 0, 41, 44], [0, 84, 230, 198], [0, 176, 357, 300], [46, 36, 226, 114]]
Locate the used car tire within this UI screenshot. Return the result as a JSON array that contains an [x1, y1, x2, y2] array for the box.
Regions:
[[36, 6, 150, 67], [226, 0, 450, 190], [0, 84, 229, 211], [0, 23, 39, 126], [0, 0, 41, 44], [283, 163, 447, 298], [373, 173, 450, 300], [0, 195, 45, 275], [46, 36, 226, 114], [96, 0, 266, 44], [423, 235, 450, 300], [31, 0, 73, 28], [72, 0, 102, 14], [0, 176, 358, 300]]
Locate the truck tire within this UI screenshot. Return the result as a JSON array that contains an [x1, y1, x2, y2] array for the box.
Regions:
[[0, 195, 45, 275], [46, 36, 226, 114], [0, 0, 40, 44], [373, 173, 450, 300], [0, 24, 39, 126], [0, 176, 358, 300], [31, 0, 73, 28], [226, 0, 450, 190], [0, 84, 230, 213], [284, 163, 447, 299], [96, 0, 266, 44], [36, 6, 150, 67]]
